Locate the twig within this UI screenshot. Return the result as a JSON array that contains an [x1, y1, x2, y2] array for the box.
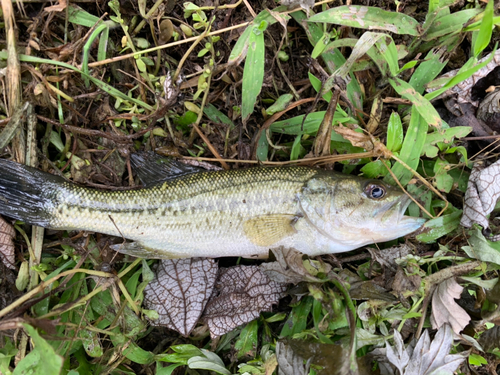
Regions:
[[87, 22, 250, 69]]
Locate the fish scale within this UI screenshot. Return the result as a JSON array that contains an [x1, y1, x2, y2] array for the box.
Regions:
[[0, 158, 426, 259]]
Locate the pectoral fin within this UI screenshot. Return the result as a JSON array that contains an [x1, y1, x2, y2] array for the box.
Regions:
[[243, 214, 297, 247]]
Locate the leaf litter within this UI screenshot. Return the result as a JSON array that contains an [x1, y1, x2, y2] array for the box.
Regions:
[[203, 265, 288, 337], [143, 258, 218, 336], [0, 216, 15, 270], [461, 159, 500, 240], [372, 324, 468, 375], [430, 278, 470, 335]]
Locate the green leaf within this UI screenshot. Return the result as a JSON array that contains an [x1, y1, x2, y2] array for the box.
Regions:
[[228, 25, 252, 64], [425, 49, 496, 101], [376, 38, 399, 77], [97, 26, 109, 61], [187, 349, 230, 375], [361, 160, 389, 178], [469, 353, 488, 366], [281, 296, 313, 337], [424, 8, 481, 40], [308, 6, 420, 36], [125, 268, 142, 299], [82, 23, 109, 87], [311, 33, 329, 58], [136, 58, 147, 73], [266, 94, 294, 115], [290, 134, 303, 161], [79, 329, 103, 358], [235, 320, 259, 358], [462, 228, 500, 266], [408, 50, 448, 94], [67, 4, 101, 27], [384, 106, 428, 186], [241, 25, 266, 123], [204, 104, 234, 128], [111, 332, 154, 365], [389, 77, 443, 128], [398, 60, 418, 73], [308, 72, 332, 102], [156, 344, 203, 365], [270, 111, 356, 138], [13, 325, 64, 375], [473, 0, 494, 57], [428, 0, 440, 14], [386, 112, 403, 152], [0, 338, 17, 375], [156, 363, 184, 375], [416, 210, 462, 243], [433, 159, 454, 193], [330, 32, 392, 80], [256, 130, 269, 161], [423, 126, 472, 158]]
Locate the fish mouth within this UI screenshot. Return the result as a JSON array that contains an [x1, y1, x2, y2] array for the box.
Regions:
[[379, 194, 426, 233]]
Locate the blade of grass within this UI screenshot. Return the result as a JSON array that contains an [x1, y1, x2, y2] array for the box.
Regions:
[[82, 23, 109, 87], [308, 5, 420, 36], [384, 106, 428, 186], [473, 0, 493, 57], [97, 26, 109, 61], [386, 112, 403, 153], [423, 8, 481, 41], [408, 49, 448, 94], [389, 78, 443, 128], [241, 22, 266, 124], [425, 47, 497, 100]]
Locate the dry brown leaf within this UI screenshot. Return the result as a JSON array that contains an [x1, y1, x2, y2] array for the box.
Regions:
[[143, 258, 218, 336], [260, 247, 331, 284], [461, 160, 500, 241], [0, 216, 16, 270], [334, 126, 374, 150], [368, 244, 413, 272], [44, 0, 67, 12], [279, 0, 314, 15], [275, 341, 310, 375], [203, 265, 288, 337], [430, 278, 470, 334]]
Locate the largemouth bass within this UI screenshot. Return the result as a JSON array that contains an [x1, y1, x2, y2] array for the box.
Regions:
[[0, 156, 425, 259]]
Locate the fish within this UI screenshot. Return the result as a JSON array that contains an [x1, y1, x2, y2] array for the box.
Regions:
[[0, 153, 425, 259]]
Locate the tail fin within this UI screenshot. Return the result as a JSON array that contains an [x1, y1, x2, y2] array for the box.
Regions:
[[0, 159, 64, 226]]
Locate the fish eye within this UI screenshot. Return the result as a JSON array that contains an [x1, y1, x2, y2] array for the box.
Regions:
[[364, 183, 386, 199]]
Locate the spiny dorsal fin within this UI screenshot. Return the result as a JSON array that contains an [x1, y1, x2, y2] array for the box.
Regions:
[[130, 151, 204, 187], [243, 214, 298, 247]]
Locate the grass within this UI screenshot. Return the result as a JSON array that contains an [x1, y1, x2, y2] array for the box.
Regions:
[[0, 0, 499, 373]]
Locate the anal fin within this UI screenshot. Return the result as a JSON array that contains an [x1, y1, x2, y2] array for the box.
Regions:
[[110, 241, 184, 259], [243, 214, 297, 247]]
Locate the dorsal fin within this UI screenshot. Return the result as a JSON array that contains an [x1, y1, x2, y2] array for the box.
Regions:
[[130, 151, 203, 187]]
